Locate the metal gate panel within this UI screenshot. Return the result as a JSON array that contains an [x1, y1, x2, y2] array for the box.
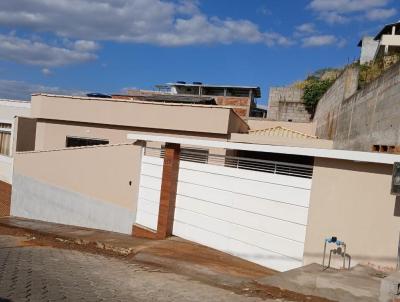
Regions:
[[135, 154, 163, 230]]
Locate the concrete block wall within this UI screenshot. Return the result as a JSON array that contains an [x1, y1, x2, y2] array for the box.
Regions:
[[314, 62, 400, 151], [335, 62, 400, 151], [267, 87, 311, 122], [313, 66, 360, 140]]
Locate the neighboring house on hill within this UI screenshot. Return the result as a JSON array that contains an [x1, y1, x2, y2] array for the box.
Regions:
[[157, 82, 261, 118], [358, 20, 400, 64], [358, 37, 380, 64], [374, 21, 400, 58], [0, 99, 31, 184], [112, 92, 217, 106]]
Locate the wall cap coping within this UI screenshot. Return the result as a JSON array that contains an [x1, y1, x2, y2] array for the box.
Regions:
[[127, 133, 400, 165]]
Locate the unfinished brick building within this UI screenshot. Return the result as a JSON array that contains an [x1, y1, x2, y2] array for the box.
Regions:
[[114, 82, 261, 118]]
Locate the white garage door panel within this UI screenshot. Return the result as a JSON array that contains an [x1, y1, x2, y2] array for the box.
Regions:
[[174, 207, 303, 260], [173, 220, 230, 253], [175, 195, 306, 241], [178, 169, 311, 207], [135, 155, 163, 231], [229, 223, 304, 260], [177, 181, 309, 225], [180, 161, 311, 189], [174, 160, 312, 272], [173, 218, 302, 271], [141, 163, 164, 178], [228, 237, 302, 272], [138, 175, 162, 192], [135, 209, 158, 230], [138, 186, 160, 204], [175, 208, 232, 238], [142, 155, 164, 166], [137, 197, 159, 215]]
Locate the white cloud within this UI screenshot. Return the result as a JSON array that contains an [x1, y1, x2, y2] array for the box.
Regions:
[[309, 0, 390, 13], [264, 32, 295, 47], [366, 8, 397, 20], [295, 23, 317, 36], [309, 0, 396, 24], [0, 0, 288, 47], [0, 79, 85, 100], [296, 23, 317, 34], [0, 34, 97, 67], [73, 40, 100, 52], [41, 68, 51, 75], [302, 35, 338, 47], [176, 0, 200, 15], [320, 12, 349, 24]]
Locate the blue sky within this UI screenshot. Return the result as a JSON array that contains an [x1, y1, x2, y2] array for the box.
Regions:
[[0, 0, 399, 105]]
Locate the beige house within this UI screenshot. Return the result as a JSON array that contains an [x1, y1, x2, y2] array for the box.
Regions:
[[29, 93, 248, 151], [7, 93, 249, 233], [7, 93, 400, 273]]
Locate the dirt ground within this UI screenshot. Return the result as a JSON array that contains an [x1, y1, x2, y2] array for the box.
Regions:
[[0, 224, 334, 302]]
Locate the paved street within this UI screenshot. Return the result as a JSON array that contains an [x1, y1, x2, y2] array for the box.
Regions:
[[0, 235, 268, 302]]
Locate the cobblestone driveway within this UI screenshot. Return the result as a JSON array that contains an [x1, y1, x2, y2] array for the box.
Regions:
[[0, 235, 267, 302]]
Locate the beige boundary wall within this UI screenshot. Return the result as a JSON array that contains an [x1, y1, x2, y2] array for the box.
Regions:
[[11, 143, 142, 234], [304, 157, 398, 271]]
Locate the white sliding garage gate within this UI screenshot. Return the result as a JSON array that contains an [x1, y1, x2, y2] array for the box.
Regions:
[[135, 148, 313, 272], [135, 154, 163, 231]]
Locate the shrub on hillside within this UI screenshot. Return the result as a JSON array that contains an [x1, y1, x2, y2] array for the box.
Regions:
[[302, 76, 335, 118]]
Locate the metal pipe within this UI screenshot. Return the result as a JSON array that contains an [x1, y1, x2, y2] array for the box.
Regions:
[[343, 243, 346, 269]]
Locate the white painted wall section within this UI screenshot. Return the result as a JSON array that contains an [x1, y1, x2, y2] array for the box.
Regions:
[[135, 155, 163, 230], [11, 174, 134, 234]]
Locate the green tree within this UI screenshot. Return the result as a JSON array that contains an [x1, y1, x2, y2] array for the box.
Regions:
[[302, 77, 334, 117]]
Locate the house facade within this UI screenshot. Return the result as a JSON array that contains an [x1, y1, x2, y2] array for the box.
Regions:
[[7, 93, 400, 273]]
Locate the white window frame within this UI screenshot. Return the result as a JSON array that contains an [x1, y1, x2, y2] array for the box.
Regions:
[[0, 119, 14, 158]]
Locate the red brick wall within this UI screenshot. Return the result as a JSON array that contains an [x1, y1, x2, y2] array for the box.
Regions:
[[215, 96, 251, 117], [156, 143, 180, 238], [0, 180, 11, 217], [215, 97, 250, 107], [112, 95, 251, 118]]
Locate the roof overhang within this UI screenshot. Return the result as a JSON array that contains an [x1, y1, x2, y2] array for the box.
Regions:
[[127, 133, 400, 165], [374, 21, 400, 40]]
